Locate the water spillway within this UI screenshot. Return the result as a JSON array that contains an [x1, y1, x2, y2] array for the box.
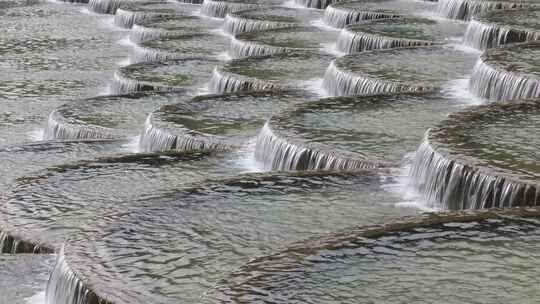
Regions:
[[323, 0, 436, 28], [255, 122, 385, 171], [46, 170, 418, 303], [209, 208, 540, 303], [88, 0, 127, 14], [463, 8, 540, 50], [200, 0, 260, 18], [410, 100, 540, 210], [2, 0, 540, 302], [223, 7, 311, 36], [322, 45, 477, 96], [209, 68, 282, 93], [44, 109, 116, 141], [111, 58, 217, 94], [139, 112, 231, 153], [113, 4, 180, 29], [435, 0, 534, 21], [44, 92, 185, 140], [130, 32, 229, 63], [45, 247, 112, 304], [128, 14, 209, 43], [336, 17, 466, 53], [140, 90, 309, 151], [211, 51, 333, 93], [323, 2, 400, 29], [231, 26, 334, 58], [257, 92, 466, 168], [469, 41, 540, 101], [0, 151, 232, 252], [294, 0, 338, 9]]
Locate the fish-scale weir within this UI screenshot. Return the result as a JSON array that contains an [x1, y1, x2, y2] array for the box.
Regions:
[[1, 0, 540, 302], [410, 100, 540, 210], [469, 41, 540, 101], [462, 9, 540, 50]]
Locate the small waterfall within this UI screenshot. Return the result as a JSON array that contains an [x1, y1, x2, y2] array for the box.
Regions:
[[323, 5, 399, 28], [255, 122, 381, 171], [0, 231, 51, 253], [469, 59, 540, 101], [113, 8, 152, 29], [110, 72, 160, 94], [436, 0, 526, 21], [463, 20, 540, 50], [200, 0, 258, 18], [410, 138, 540, 210], [88, 0, 125, 14], [223, 14, 295, 36], [129, 25, 164, 43], [294, 0, 337, 9], [208, 68, 280, 93], [45, 247, 107, 304], [336, 28, 433, 53], [229, 37, 287, 58], [43, 110, 115, 140], [322, 61, 427, 96], [129, 45, 176, 63], [139, 115, 228, 152]]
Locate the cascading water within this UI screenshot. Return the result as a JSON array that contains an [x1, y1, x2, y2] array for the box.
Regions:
[[45, 247, 109, 304], [255, 122, 382, 171], [128, 45, 176, 64], [294, 0, 337, 9], [139, 115, 227, 152], [410, 100, 540, 210], [462, 8, 540, 50], [223, 14, 295, 36], [208, 68, 280, 93], [322, 61, 405, 96], [469, 58, 540, 101], [113, 8, 152, 29], [200, 0, 258, 18], [229, 37, 287, 58], [336, 28, 433, 53], [463, 20, 538, 50], [2, 0, 540, 302], [323, 5, 399, 28], [88, 0, 125, 14], [435, 0, 527, 21], [43, 110, 115, 140], [129, 25, 163, 43], [110, 72, 162, 94], [410, 136, 539, 210]]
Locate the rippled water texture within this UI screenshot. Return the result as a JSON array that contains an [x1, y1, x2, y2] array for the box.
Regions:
[[0, 0, 539, 303]]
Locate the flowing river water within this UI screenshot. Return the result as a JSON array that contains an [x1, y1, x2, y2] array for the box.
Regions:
[[0, 0, 539, 303]]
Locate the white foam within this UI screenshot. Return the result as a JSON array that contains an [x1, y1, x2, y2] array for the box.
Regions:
[[211, 27, 234, 39], [224, 138, 265, 173], [441, 78, 484, 105], [117, 58, 131, 66], [446, 41, 482, 55], [281, 0, 308, 9], [121, 135, 141, 153], [28, 128, 45, 141], [310, 18, 340, 31], [117, 36, 137, 47], [25, 291, 46, 304], [379, 154, 439, 212], [301, 78, 329, 97], [320, 42, 346, 57], [215, 51, 232, 61]]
